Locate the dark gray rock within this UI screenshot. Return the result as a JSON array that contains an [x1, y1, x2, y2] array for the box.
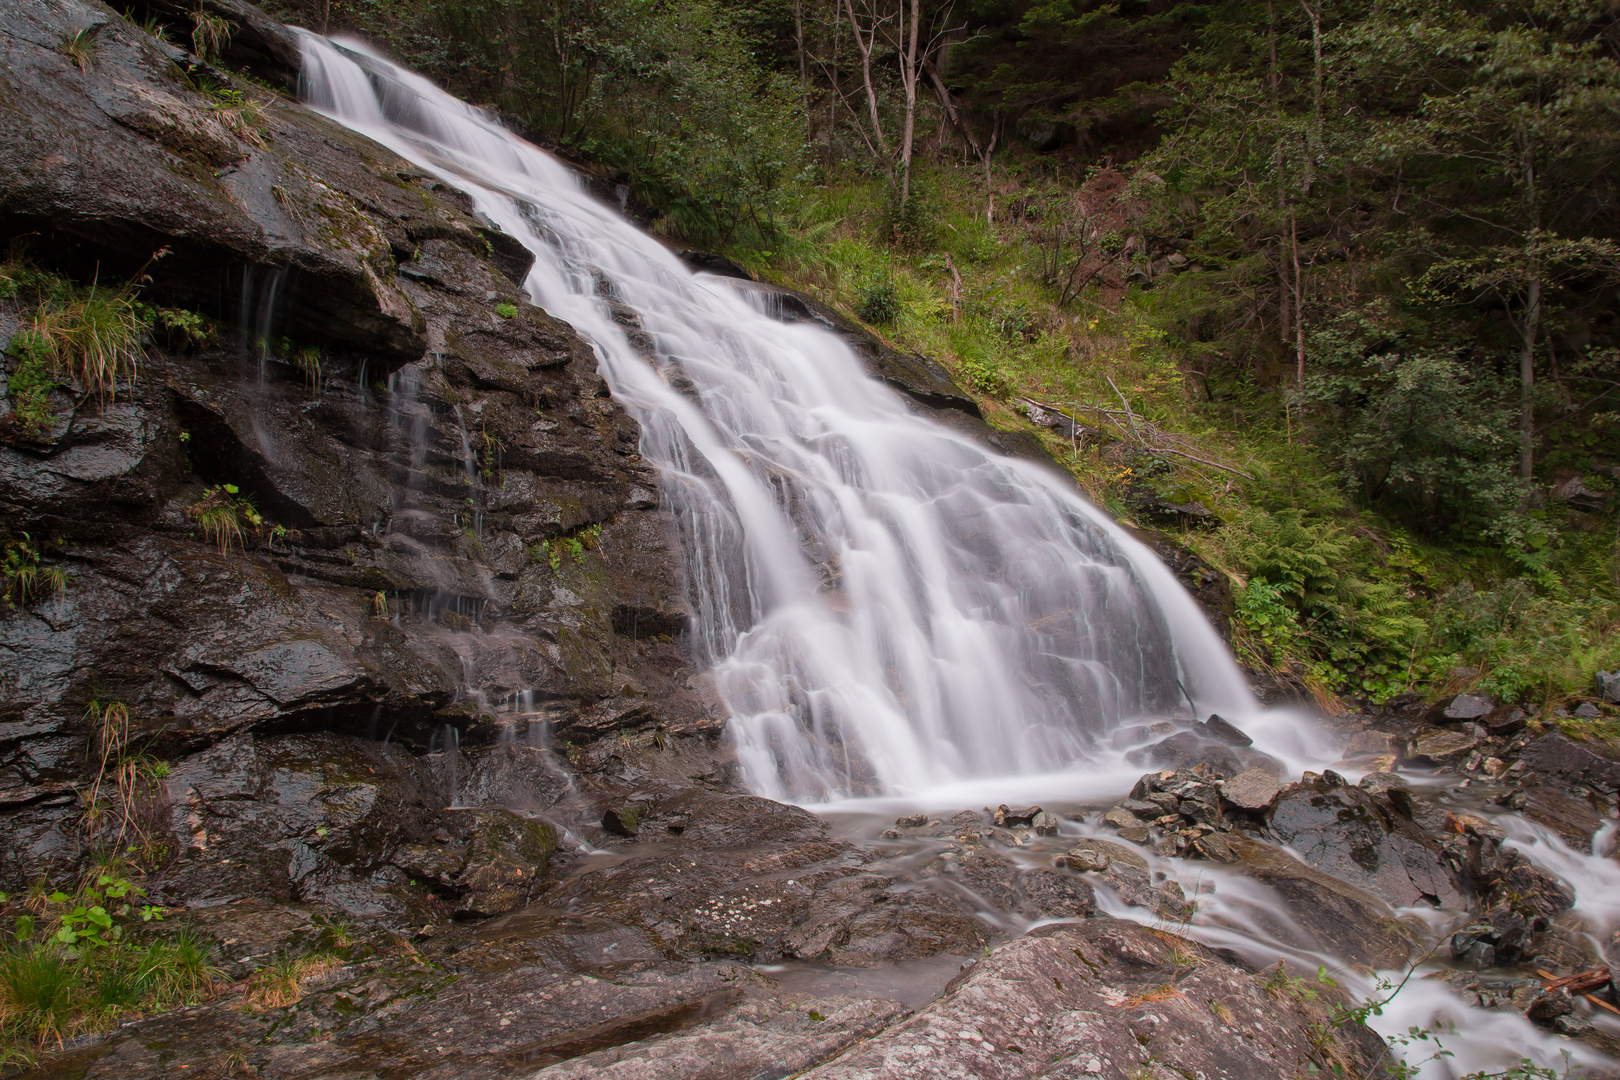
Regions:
[[1225, 834, 1421, 969], [1440, 693, 1495, 721], [1520, 733, 1620, 797], [1202, 712, 1253, 746], [1267, 777, 1465, 908]]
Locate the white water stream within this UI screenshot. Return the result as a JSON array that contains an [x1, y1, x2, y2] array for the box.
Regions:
[[293, 37, 1618, 1075]]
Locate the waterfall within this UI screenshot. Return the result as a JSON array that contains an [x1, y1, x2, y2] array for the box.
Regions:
[[296, 35, 1260, 803]]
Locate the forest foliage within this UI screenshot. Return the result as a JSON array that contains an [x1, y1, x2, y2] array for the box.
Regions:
[[261, 0, 1620, 712]]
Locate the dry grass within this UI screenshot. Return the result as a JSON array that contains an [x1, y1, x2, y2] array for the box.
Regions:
[[25, 289, 144, 402], [242, 954, 341, 1010]]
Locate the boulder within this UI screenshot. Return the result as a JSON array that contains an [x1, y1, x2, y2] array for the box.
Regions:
[[1520, 733, 1620, 797], [1225, 834, 1422, 969], [1126, 730, 1279, 777], [1267, 777, 1465, 908]]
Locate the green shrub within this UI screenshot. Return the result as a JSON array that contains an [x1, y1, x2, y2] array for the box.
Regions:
[[184, 484, 264, 555], [3, 336, 57, 439], [1, 534, 65, 609], [857, 281, 900, 324]]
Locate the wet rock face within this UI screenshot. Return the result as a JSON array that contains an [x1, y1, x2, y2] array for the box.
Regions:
[[1266, 774, 1465, 908], [795, 920, 1389, 1080], [0, 0, 720, 898], [535, 785, 993, 968]]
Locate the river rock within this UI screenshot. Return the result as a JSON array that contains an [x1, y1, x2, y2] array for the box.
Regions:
[[1224, 834, 1421, 969], [1407, 726, 1482, 764], [1126, 729, 1280, 777], [794, 920, 1390, 1080], [1519, 733, 1620, 797], [1267, 777, 1465, 908], [1221, 766, 1282, 811], [1202, 712, 1254, 746], [1518, 785, 1605, 851]]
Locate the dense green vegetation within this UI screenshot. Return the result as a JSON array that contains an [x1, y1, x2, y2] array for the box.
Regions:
[[212, 0, 1620, 715]]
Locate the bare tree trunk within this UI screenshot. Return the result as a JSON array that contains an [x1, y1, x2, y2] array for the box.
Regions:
[[897, 0, 920, 203], [1291, 205, 1305, 388], [844, 0, 890, 159], [1266, 0, 1278, 95], [795, 0, 807, 83], [1520, 273, 1540, 482]]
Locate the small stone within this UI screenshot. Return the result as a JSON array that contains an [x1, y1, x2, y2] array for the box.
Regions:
[[1117, 826, 1151, 844], [1574, 702, 1601, 719], [1121, 798, 1162, 817], [993, 804, 1041, 827], [1482, 757, 1507, 777], [1194, 832, 1238, 863], [1103, 809, 1139, 830], [1031, 811, 1060, 836], [1464, 751, 1484, 772], [1220, 767, 1281, 812], [1526, 990, 1574, 1025], [1358, 771, 1407, 796], [1202, 714, 1254, 747], [1483, 706, 1528, 735], [1409, 727, 1481, 763], [1442, 693, 1495, 721], [895, 814, 929, 828], [1597, 670, 1620, 704], [880, 828, 903, 839], [1145, 791, 1181, 814], [1343, 730, 1394, 761], [1059, 848, 1109, 872]]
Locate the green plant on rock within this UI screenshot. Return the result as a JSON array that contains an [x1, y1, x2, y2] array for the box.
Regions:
[[184, 484, 263, 555], [291, 346, 322, 393], [16, 284, 147, 405], [62, 27, 98, 72], [189, 5, 233, 62], [1, 534, 66, 609], [137, 304, 215, 352], [494, 302, 519, 319], [0, 867, 220, 1059]]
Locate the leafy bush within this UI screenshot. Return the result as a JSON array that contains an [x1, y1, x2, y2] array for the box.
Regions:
[[857, 281, 900, 324]]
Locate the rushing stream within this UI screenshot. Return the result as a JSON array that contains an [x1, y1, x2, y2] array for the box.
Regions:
[[293, 36, 1619, 1076]]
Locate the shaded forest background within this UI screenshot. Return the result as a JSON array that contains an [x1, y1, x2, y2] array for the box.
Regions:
[[264, 0, 1620, 716]]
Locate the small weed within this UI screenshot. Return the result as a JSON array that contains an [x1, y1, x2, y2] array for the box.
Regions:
[[1209, 998, 1233, 1023], [184, 484, 263, 555], [17, 283, 147, 403], [291, 346, 322, 393], [189, 6, 233, 62], [494, 302, 519, 318], [189, 75, 267, 146], [2, 341, 55, 439], [243, 952, 339, 1010], [1, 534, 66, 608], [62, 27, 98, 72], [138, 305, 215, 351]]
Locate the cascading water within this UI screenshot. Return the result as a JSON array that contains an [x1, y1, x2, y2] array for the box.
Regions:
[[292, 34, 1620, 1077], [296, 33, 1258, 804]]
